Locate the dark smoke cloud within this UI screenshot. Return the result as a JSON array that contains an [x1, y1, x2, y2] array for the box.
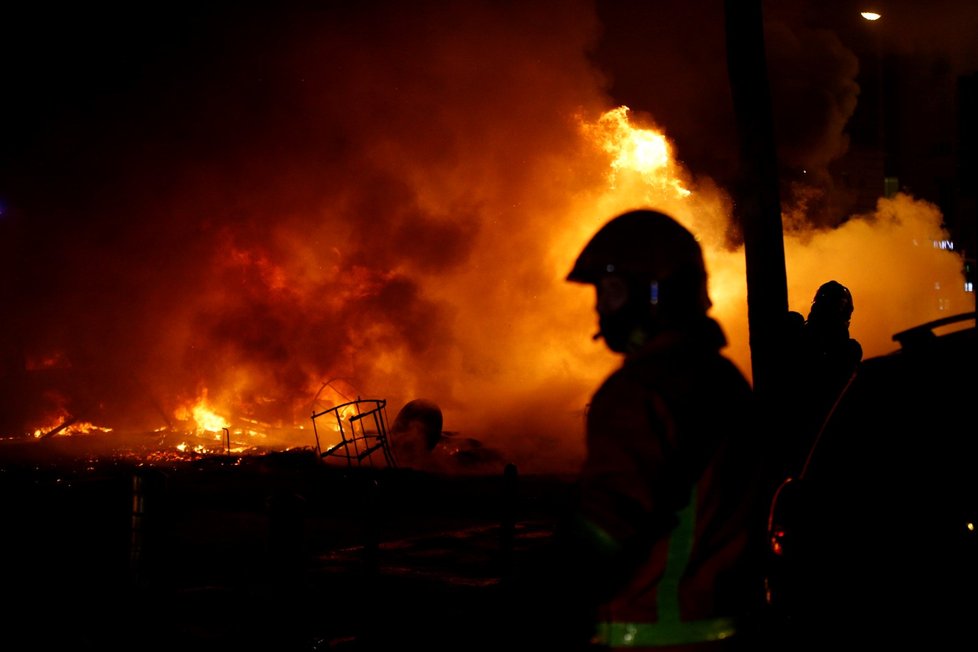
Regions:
[[764, 21, 860, 172], [592, 0, 978, 230]]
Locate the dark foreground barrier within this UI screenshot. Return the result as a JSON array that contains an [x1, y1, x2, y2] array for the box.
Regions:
[[0, 447, 573, 651]]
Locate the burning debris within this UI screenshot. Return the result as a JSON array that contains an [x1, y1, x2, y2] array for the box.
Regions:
[[313, 397, 397, 467], [311, 396, 505, 474]]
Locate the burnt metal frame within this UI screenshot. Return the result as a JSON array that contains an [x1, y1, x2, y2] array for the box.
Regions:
[[311, 398, 397, 467]]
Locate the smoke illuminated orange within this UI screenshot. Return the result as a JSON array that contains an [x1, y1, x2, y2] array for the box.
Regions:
[[6, 11, 973, 479], [28, 102, 969, 477]]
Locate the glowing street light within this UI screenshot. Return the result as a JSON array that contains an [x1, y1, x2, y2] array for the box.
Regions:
[[858, 7, 896, 196]]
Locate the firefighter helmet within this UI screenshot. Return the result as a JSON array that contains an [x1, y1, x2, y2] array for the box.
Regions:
[[566, 209, 711, 315], [808, 280, 854, 325]]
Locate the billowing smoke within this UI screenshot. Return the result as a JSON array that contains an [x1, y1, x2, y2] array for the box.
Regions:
[[1, 1, 973, 473]]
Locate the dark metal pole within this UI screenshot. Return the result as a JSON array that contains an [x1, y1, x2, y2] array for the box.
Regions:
[[724, 0, 788, 400]]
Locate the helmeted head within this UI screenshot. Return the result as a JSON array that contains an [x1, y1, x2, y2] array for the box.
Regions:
[[807, 280, 854, 331], [567, 209, 711, 353]]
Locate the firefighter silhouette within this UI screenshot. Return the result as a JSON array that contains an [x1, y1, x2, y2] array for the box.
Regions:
[[777, 280, 863, 474], [512, 209, 767, 651]]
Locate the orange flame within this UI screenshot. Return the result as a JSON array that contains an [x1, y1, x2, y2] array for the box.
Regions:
[[30, 416, 112, 439], [582, 106, 690, 196], [174, 393, 229, 435]]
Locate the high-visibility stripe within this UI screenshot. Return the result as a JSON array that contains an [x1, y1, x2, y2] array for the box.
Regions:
[[594, 617, 738, 647], [658, 487, 695, 623], [595, 487, 739, 647]]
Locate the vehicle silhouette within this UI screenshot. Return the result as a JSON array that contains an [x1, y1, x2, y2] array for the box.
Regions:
[[765, 311, 977, 649]]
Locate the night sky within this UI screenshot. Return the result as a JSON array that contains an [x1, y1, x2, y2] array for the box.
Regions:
[[1, 1, 976, 466], [5, 2, 977, 230]]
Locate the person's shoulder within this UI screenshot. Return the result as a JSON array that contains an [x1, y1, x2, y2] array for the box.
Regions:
[[589, 361, 668, 416], [776, 311, 807, 350], [785, 310, 805, 329], [593, 364, 642, 397]]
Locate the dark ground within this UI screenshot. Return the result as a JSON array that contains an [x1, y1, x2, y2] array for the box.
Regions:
[[0, 444, 575, 651]]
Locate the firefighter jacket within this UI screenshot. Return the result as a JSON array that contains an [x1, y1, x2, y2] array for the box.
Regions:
[[576, 316, 766, 649]]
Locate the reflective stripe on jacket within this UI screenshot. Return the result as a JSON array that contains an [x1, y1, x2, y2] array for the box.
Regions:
[[594, 490, 737, 647]]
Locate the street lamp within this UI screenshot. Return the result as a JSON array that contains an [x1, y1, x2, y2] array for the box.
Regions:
[[859, 8, 898, 197]]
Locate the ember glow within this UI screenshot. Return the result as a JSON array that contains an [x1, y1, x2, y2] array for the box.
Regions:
[[2, 2, 973, 472]]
